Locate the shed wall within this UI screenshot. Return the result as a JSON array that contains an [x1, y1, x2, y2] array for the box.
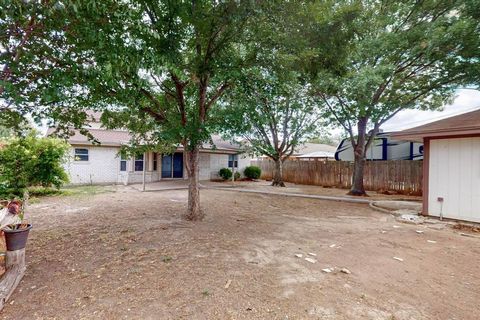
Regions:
[[428, 137, 480, 222]]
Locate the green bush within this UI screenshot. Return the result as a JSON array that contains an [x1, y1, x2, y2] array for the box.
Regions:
[[0, 133, 69, 199], [234, 171, 241, 180], [219, 168, 232, 180], [244, 166, 261, 179]]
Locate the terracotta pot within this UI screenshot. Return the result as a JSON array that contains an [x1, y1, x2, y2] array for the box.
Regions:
[[3, 224, 32, 251]]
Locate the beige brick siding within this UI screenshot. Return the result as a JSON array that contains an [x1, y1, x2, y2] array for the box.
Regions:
[[66, 146, 121, 184], [66, 146, 252, 185]]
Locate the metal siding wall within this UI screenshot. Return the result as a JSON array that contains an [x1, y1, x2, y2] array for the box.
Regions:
[[428, 137, 480, 222]]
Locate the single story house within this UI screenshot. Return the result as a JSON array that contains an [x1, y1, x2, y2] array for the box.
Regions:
[[46, 114, 250, 185], [393, 109, 480, 223], [255, 142, 337, 161], [294, 143, 337, 160]]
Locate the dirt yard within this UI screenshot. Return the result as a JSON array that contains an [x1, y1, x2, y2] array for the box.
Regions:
[[1, 184, 479, 319]]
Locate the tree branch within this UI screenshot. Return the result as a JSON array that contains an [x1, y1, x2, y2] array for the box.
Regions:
[[205, 82, 230, 112]]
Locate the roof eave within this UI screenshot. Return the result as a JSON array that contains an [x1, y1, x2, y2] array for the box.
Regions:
[[392, 128, 480, 141]]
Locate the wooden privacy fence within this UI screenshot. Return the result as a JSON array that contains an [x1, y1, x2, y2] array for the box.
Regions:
[[251, 159, 423, 195]]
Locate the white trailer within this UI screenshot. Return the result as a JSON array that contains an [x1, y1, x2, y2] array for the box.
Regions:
[[335, 132, 423, 161]]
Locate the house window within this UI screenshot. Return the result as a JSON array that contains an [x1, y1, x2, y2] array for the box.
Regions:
[[134, 154, 144, 171], [228, 154, 238, 168], [74, 148, 89, 161], [153, 153, 157, 171], [120, 155, 127, 172]]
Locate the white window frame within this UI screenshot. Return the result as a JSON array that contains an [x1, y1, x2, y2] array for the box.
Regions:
[[134, 154, 144, 172], [228, 154, 238, 168], [120, 154, 127, 172], [74, 148, 89, 162]]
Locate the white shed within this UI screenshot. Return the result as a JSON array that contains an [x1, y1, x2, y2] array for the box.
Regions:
[[393, 109, 480, 223]]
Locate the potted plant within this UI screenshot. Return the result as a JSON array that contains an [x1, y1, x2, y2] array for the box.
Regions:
[[0, 200, 32, 251]]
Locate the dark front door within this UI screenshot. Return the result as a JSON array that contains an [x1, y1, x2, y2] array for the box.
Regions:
[[172, 153, 183, 178], [161, 154, 172, 178], [161, 153, 183, 178]]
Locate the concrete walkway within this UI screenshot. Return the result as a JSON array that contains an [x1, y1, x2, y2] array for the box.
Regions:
[[129, 180, 371, 204], [203, 185, 372, 204]]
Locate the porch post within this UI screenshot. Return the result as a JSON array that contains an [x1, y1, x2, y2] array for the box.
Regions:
[[147, 151, 153, 171], [142, 152, 146, 192]]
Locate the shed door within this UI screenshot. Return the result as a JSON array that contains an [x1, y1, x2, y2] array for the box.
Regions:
[[428, 137, 480, 222]]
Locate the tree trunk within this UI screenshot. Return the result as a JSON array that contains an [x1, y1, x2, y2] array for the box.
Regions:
[[185, 147, 203, 221], [349, 151, 367, 195], [348, 116, 368, 196], [271, 158, 286, 187]]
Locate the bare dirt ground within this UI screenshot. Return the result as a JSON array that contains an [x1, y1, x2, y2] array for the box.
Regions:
[[1, 184, 479, 320]]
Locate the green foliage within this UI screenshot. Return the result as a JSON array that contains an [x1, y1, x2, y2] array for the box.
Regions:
[[234, 171, 241, 181], [308, 133, 343, 147], [0, 1, 94, 135], [60, 185, 115, 197], [219, 168, 232, 180], [27, 187, 67, 197], [309, 0, 479, 138], [0, 133, 69, 199], [303, 0, 480, 193], [46, 0, 260, 154], [7, 0, 263, 218], [0, 126, 12, 139], [220, 2, 348, 162], [224, 65, 324, 161], [244, 166, 261, 180]]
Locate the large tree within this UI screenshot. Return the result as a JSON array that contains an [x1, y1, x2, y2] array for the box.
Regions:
[[0, 1, 94, 135], [222, 1, 353, 187], [310, 0, 479, 195], [224, 68, 323, 187], [45, 0, 258, 220]]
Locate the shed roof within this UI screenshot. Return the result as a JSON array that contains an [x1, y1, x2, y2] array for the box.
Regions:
[[392, 109, 480, 141]]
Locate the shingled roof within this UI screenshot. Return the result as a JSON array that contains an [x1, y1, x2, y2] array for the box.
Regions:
[[46, 127, 243, 153], [46, 128, 131, 146], [392, 109, 480, 141]]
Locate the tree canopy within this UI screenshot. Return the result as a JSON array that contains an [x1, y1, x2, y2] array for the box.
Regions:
[[0, 1, 95, 135], [40, 0, 259, 219], [221, 1, 353, 186], [308, 0, 480, 195]]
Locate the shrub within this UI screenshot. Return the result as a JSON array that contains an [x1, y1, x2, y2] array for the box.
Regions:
[[244, 166, 261, 179], [234, 171, 241, 181], [0, 133, 69, 199], [219, 168, 232, 180]]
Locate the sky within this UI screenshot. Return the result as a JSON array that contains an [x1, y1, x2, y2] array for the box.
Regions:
[[381, 88, 480, 132]]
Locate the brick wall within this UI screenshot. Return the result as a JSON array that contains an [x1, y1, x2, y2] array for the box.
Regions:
[[66, 146, 121, 184], [66, 145, 253, 184]]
